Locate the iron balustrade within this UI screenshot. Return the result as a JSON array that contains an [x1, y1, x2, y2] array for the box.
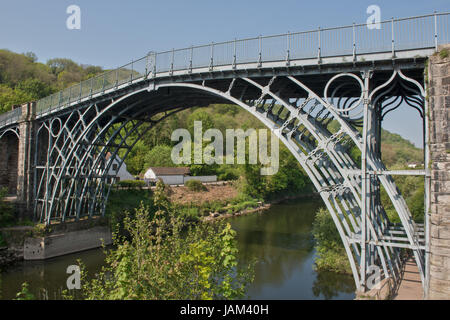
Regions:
[[0, 107, 22, 128], [0, 12, 448, 123]]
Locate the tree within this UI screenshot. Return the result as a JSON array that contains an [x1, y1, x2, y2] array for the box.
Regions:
[[47, 58, 80, 76], [23, 52, 38, 63], [15, 78, 54, 99], [0, 84, 33, 113], [187, 109, 215, 136], [143, 145, 176, 169]]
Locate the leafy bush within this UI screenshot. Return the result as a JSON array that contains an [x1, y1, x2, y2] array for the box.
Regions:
[[116, 180, 146, 189], [178, 206, 200, 221], [312, 208, 352, 274], [66, 181, 255, 300], [185, 179, 206, 192], [218, 171, 238, 181], [15, 282, 35, 300], [106, 189, 153, 236]]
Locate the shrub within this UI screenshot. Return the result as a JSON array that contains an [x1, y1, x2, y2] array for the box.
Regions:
[[116, 180, 146, 189], [312, 208, 352, 274], [65, 199, 256, 300], [15, 282, 35, 300], [439, 48, 449, 59], [185, 179, 207, 192], [218, 171, 238, 181]]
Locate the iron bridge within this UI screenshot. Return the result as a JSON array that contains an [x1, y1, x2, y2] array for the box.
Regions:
[[0, 12, 449, 294]]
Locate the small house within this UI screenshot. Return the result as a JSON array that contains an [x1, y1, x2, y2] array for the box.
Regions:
[[104, 152, 135, 183], [144, 167, 190, 185]]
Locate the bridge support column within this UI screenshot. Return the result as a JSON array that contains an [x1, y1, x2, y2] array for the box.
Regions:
[[16, 102, 36, 220], [427, 44, 450, 299]]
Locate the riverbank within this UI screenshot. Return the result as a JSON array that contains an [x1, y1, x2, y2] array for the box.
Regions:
[[202, 192, 321, 222], [0, 226, 33, 270]]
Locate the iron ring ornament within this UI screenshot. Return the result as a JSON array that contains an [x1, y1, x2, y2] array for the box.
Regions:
[[324, 73, 365, 113]]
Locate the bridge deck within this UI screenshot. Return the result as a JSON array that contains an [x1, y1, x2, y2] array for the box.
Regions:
[[394, 258, 423, 300]]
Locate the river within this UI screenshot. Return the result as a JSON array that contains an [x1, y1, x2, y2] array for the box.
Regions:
[[0, 198, 355, 300]]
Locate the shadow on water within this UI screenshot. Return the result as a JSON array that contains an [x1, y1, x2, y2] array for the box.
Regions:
[[0, 198, 355, 300]]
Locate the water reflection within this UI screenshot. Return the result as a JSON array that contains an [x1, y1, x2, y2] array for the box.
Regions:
[[0, 247, 107, 300], [230, 199, 355, 300], [312, 270, 356, 300]]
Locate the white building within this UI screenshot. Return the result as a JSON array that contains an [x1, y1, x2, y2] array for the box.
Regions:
[[144, 167, 218, 185], [407, 162, 423, 169], [144, 167, 190, 185], [105, 152, 135, 183]]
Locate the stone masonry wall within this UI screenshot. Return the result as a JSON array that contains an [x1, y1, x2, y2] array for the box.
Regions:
[[0, 133, 18, 194], [427, 44, 450, 299]]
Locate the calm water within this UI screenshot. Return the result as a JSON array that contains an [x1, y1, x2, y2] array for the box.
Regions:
[[231, 199, 355, 300], [0, 198, 355, 300]]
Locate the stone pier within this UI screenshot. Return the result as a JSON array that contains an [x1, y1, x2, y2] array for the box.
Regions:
[[427, 44, 450, 299]]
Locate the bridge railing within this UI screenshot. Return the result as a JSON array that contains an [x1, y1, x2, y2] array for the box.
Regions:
[[0, 106, 22, 128], [1, 12, 448, 123]]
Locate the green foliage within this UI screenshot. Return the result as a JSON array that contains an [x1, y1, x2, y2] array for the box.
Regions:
[[0, 84, 34, 114], [381, 130, 422, 168], [69, 182, 255, 300], [105, 189, 154, 236], [312, 208, 352, 274], [439, 48, 449, 59], [15, 78, 53, 99], [381, 175, 425, 223], [15, 282, 35, 300], [116, 180, 146, 189], [185, 179, 207, 192], [238, 144, 309, 200], [216, 164, 239, 181], [215, 104, 240, 116], [32, 223, 51, 237], [143, 145, 176, 169], [187, 109, 215, 136], [0, 49, 103, 114], [124, 140, 148, 175]]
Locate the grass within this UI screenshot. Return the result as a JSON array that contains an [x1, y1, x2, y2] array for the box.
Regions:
[[439, 48, 449, 59]]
